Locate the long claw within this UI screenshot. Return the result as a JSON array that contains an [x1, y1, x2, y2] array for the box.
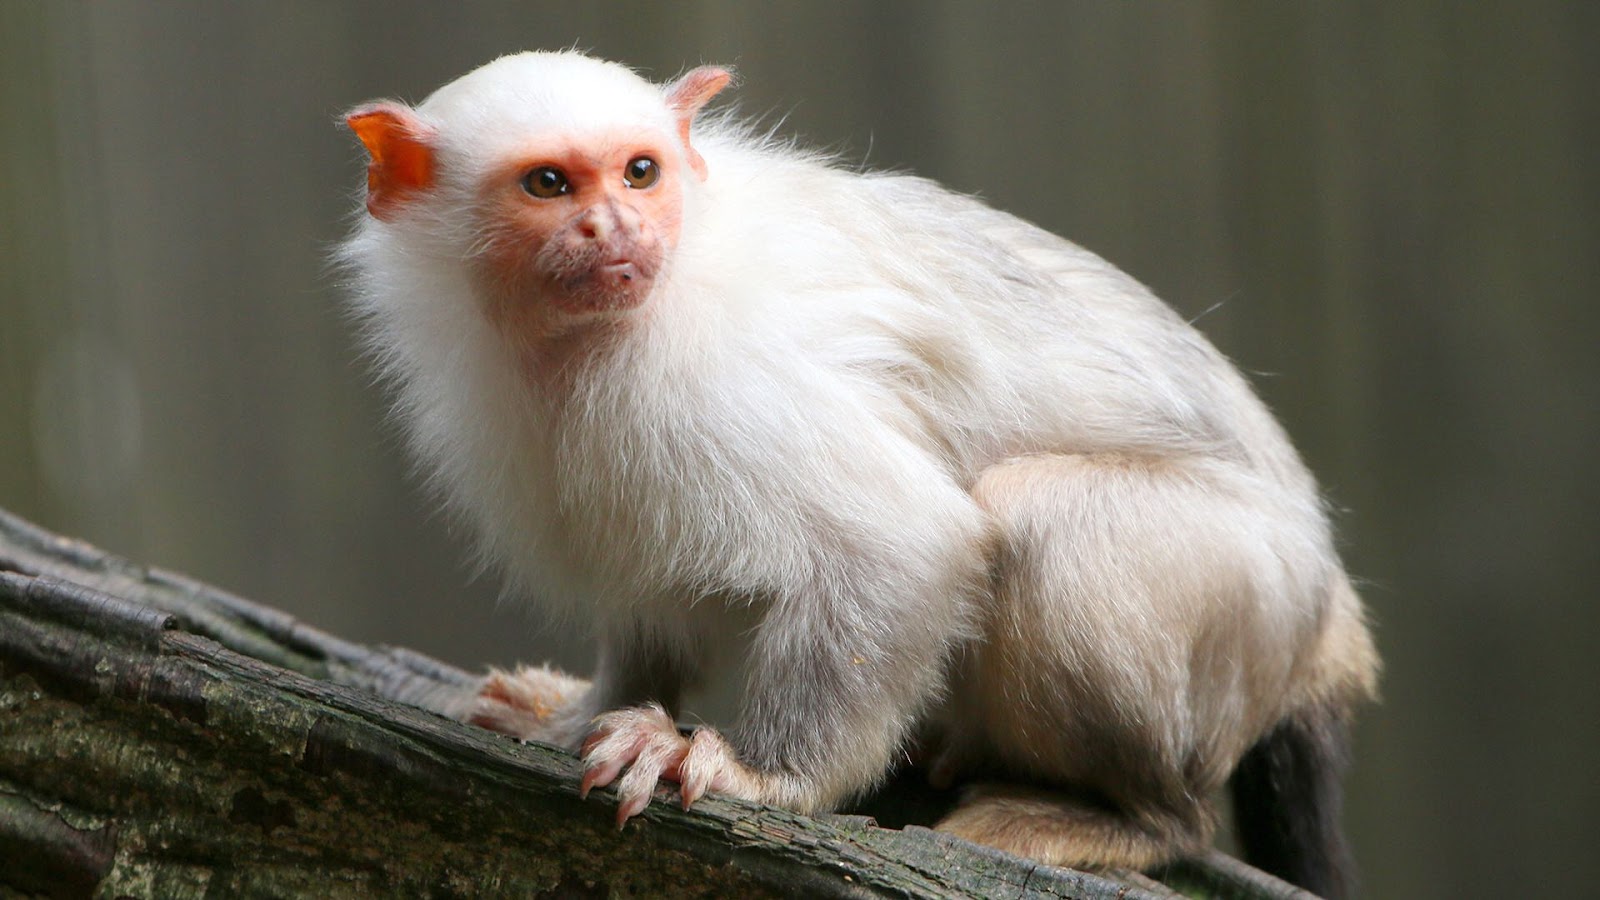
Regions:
[[580, 758, 625, 799], [580, 718, 653, 800], [679, 775, 707, 809], [678, 732, 712, 808], [680, 727, 741, 810], [616, 787, 651, 827]]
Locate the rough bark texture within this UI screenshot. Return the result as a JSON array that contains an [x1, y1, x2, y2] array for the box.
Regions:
[[0, 507, 1311, 899]]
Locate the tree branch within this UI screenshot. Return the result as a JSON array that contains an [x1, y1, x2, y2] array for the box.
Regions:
[[0, 507, 1310, 899]]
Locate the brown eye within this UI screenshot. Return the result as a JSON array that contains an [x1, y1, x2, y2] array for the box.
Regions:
[[623, 157, 659, 189], [522, 167, 569, 198]]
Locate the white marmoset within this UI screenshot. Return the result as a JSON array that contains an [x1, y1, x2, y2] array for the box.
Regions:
[[339, 51, 1378, 898]]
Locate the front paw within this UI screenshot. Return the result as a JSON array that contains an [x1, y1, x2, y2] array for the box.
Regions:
[[468, 664, 588, 744], [580, 705, 688, 824], [580, 706, 746, 825]]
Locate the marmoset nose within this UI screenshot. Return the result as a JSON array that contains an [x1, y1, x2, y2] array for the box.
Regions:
[[577, 209, 612, 241]]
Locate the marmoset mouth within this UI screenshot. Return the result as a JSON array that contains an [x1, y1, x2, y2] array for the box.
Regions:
[[600, 260, 636, 281]]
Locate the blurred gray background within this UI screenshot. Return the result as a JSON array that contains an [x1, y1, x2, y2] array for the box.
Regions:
[[3, 2, 1595, 896]]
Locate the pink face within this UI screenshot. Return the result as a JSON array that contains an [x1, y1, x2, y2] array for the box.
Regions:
[[475, 129, 686, 330], [346, 64, 730, 344]]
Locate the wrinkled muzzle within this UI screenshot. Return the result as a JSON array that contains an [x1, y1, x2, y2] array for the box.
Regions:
[[536, 201, 662, 313]]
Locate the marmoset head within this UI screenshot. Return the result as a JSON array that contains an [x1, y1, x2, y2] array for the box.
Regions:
[[345, 53, 729, 327]]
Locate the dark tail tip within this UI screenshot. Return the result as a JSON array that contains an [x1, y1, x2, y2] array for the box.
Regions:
[[1229, 706, 1357, 899]]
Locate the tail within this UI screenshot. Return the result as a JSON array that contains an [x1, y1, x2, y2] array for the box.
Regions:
[[935, 783, 1204, 872], [1229, 706, 1356, 899]]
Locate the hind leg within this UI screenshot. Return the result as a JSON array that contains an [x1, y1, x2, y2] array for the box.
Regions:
[[936, 452, 1337, 869]]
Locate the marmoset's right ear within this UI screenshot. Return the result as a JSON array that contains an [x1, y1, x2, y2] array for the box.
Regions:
[[344, 102, 437, 220]]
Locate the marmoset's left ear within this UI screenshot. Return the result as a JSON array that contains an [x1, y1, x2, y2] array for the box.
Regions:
[[664, 66, 733, 180]]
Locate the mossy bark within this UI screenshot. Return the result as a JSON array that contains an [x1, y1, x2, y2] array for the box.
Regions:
[[0, 508, 1310, 899]]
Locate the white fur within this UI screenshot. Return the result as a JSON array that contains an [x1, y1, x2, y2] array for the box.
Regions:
[[339, 51, 1376, 850]]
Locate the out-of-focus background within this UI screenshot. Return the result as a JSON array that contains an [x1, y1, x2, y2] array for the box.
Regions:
[[3, 3, 1594, 896]]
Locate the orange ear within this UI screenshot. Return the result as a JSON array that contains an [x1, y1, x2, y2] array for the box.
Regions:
[[344, 102, 436, 220], [664, 66, 733, 180]]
